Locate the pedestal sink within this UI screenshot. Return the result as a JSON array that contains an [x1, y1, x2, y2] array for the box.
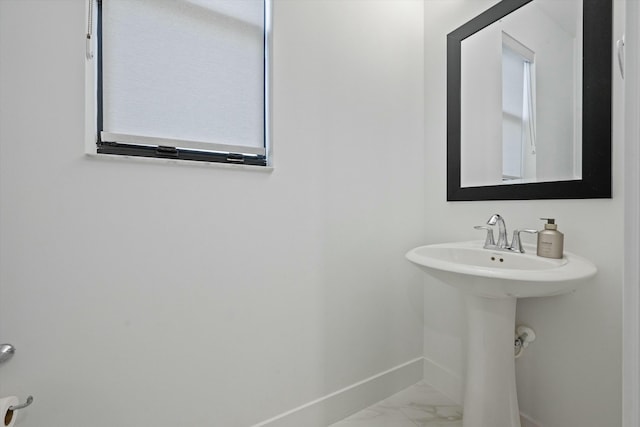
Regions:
[[406, 240, 597, 427]]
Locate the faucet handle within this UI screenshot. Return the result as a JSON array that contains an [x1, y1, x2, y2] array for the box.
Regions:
[[510, 229, 538, 253], [474, 225, 496, 248]]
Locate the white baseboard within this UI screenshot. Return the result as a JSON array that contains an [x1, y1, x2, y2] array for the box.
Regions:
[[250, 357, 424, 427], [422, 356, 464, 404]]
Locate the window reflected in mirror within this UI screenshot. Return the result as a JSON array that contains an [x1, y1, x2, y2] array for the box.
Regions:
[[502, 32, 536, 183]]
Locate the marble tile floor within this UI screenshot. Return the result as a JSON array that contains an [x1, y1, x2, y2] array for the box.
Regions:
[[329, 381, 463, 427]]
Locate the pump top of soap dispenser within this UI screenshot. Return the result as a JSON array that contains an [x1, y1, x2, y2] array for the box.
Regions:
[[540, 218, 558, 230]]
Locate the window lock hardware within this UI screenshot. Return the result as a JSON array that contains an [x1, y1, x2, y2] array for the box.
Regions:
[[156, 146, 179, 158], [226, 153, 245, 164]]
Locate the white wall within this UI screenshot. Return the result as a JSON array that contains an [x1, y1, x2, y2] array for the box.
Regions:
[[0, 1, 425, 426], [623, 2, 640, 426], [424, 2, 624, 427]]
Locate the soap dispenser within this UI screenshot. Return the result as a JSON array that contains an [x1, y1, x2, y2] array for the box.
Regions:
[[537, 218, 564, 259]]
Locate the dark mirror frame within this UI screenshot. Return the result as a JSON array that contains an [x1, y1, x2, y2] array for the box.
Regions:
[[447, 0, 612, 201]]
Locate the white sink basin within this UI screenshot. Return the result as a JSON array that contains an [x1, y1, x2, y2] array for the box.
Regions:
[[406, 240, 597, 427], [406, 240, 597, 298]]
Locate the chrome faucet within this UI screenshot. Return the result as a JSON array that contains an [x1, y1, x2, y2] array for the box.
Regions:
[[487, 214, 509, 249], [474, 214, 538, 253]]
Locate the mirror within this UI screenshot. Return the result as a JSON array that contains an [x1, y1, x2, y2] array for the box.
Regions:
[[447, 0, 612, 201]]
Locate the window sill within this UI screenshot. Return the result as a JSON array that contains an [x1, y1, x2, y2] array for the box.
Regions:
[[85, 152, 274, 172]]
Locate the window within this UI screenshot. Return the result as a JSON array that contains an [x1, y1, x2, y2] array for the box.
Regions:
[[501, 32, 536, 182], [88, 0, 269, 166]]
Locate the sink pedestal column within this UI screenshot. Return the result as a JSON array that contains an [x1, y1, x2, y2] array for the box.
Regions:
[[463, 295, 520, 427]]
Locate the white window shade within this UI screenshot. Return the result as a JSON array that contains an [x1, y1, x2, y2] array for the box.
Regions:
[[101, 0, 265, 156]]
